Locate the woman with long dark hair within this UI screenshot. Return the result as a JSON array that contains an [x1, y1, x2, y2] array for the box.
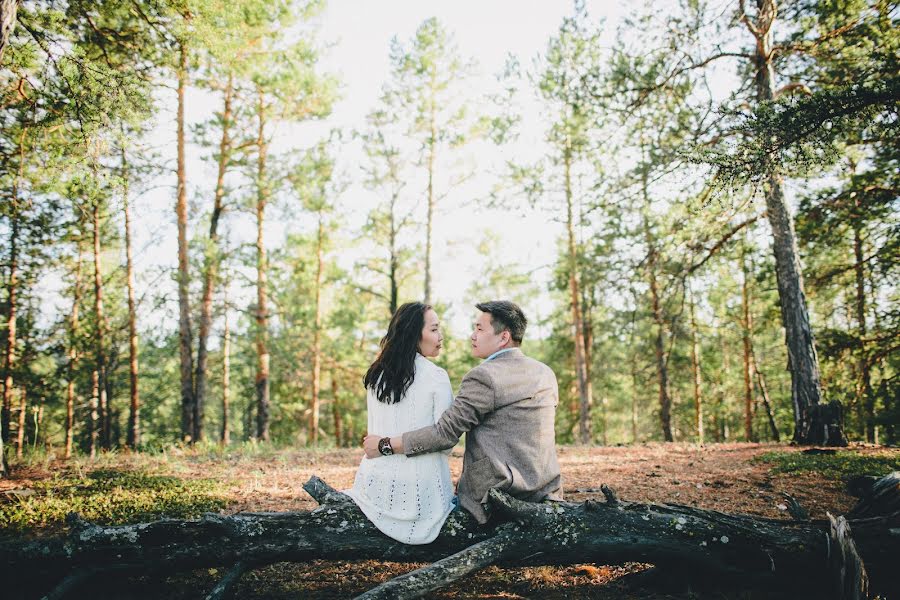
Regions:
[[345, 302, 455, 544]]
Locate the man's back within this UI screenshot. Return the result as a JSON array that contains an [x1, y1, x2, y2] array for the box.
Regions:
[[403, 347, 563, 523]]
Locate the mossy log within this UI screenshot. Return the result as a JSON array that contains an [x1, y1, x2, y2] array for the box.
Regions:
[[1, 475, 897, 600]]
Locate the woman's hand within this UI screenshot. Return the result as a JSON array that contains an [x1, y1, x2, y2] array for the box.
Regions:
[[362, 434, 382, 459]]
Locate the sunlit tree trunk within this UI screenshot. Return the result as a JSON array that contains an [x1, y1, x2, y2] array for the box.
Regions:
[[121, 148, 141, 449], [331, 373, 341, 447], [742, 0, 842, 445], [0, 0, 18, 64], [254, 86, 271, 442], [1, 204, 18, 453], [310, 215, 324, 445], [15, 387, 25, 457], [89, 370, 99, 458], [423, 74, 437, 303], [564, 143, 592, 444], [221, 284, 231, 446], [91, 198, 110, 449], [65, 239, 84, 459], [196, 73, 234, 444], [852, 212, 874, 442], [741, 242, 754, 442], [643, 206, 672, 441], [689, 282, 704, 443], [176, 41, 195, 444]]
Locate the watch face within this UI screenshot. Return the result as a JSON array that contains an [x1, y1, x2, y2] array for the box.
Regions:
[[379, 438, 393, 455]]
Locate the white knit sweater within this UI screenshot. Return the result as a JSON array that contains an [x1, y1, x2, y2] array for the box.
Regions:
[[345, 354, 455, 544]]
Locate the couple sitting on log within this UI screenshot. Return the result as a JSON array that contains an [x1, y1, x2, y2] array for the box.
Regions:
[[348, 299, 563, 544]]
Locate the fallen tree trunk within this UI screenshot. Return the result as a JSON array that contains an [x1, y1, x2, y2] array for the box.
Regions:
[[1, 476, 897, 599]]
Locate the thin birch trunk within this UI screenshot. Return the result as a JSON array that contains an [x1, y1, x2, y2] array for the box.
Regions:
[[176, 41, 195, 443], [853, 217, 874, 442], [749, 344, 780, 441], [121, 147, 140, 449], [1, 205, 17, 451], [255, 86, 271, 442], [0, 0, 20, 64]]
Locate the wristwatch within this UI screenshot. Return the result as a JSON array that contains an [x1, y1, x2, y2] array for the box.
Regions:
[[378, 437, 394, 456]]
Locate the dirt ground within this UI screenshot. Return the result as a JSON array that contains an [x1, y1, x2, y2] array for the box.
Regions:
[[4, 442, 897, 599]]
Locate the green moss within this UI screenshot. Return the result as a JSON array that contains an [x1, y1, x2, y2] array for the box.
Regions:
[[753, 450, 900, 480], [0, 468, 229, 533]]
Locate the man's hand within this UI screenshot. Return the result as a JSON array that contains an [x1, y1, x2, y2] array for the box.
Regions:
[[363, 434, 382, 459]]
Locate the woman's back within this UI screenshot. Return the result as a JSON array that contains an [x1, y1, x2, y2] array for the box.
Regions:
[[346, 354, 454, 544]]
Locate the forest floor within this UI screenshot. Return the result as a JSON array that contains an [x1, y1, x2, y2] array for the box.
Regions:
[[3, 441, 899, 599]]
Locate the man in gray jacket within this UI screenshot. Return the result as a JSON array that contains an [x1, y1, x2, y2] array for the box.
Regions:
[[363, 300, 563, 524]]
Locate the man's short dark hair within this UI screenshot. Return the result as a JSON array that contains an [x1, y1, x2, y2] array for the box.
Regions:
[[475, 300, 527, 345]]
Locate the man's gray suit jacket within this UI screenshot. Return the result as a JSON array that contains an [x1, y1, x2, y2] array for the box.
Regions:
[[402, 347, 563, 524]]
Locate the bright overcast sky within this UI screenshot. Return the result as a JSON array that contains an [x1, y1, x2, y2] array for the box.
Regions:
[[122, 1, 636, 339]]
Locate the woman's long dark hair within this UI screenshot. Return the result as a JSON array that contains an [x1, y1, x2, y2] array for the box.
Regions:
[[364, 302, 431, 404]]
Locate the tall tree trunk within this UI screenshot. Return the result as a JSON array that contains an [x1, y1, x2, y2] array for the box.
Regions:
[[89, 370, 99, 458], [310, 216, 324, 445], [91, 199, 110, 450], [0, 0, 19, 64], [689, 282, 704, 443], [750, 344, 780, 441], [644, 214, 673, 442], [15, 387, 24, 457], [254, 86, 271, 442], [423, 87, 436, 304], [176, 41, 195, 444], [121, 147, 140, 449], [221, 283, 230, 446], [1, 203, 18, 451], [741, 241, 754, 442], [853, 217, 874, 442], [564, 145, 592, 444], [331, 373, 342, 447], [389, 192, 399, 316], [742, 0, 843, 445], [195, 74, 234, 444], [65, 239, 84, 459]]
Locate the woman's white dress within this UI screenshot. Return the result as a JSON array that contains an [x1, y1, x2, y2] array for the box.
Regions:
[[345, 354, 455, 544]]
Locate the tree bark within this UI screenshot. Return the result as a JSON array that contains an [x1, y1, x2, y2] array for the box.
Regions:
[[689, 282, 704, 443], [6, 476, 898, 599], [195, 73, 234, 444], [331, 373, 341, 446], [0, 0, 18, 65], [564, 144, 593, 445], [310, 215, 324, 445], [15, 386, 24, 457], [176, 41, 195, 444], [254, 86, 271, 442], [221, 283, 230, 446], [742, 0, 844, 446], [122, 147, 141, 449], [88, 370, 99, 458], [741, 241, 754, 442], [65, 239, 84, 459], [91, 198, 110, 450], [1, 201, 18, 452], [423, 79, 437, 304], [852, 217, 874, 442]]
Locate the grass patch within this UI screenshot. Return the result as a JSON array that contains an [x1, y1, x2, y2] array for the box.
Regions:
[[0, 468, 229, 533], [754, 450, 900, 480]]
